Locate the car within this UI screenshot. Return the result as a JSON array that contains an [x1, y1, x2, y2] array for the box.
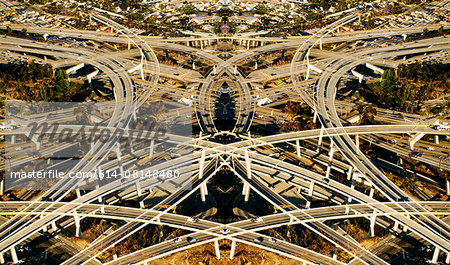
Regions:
[[15, 147, 23, 151], [173, 237, 182, 243], [388, 139, 397, 144], [254, 237, 264, 243], [220, 229, 230, 234], [170, 152, 181, 158], [426, 147, 435, 151], [268, 237, 277, 243], [252, 217, 263, 223], [27, 151, 38, 158], [186, 237, 196, 243], [409, 151, 423, 158], [187, 217, 198, 223]]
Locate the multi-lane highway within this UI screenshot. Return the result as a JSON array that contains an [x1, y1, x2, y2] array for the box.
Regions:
[[1, 6, 450, 265]]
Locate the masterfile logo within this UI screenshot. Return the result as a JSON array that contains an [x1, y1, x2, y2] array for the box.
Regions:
[[4, 102, 193, 191]]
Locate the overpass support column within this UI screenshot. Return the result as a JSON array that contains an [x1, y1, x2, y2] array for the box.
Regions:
[[200, 182, 208, 202], [0, 252, 4, 264], [0, 178, 4, 196], [317, 126, 324, 152], [319, 39, 323, 50], [200, 40, 203, 50], [229, 240, 236, 259], [306, 180, 315, 208], [243, 182, 250, 202], [313, 108, 318, 123], [446, 179, 450, 196], [127, 39, 131, 50], [140, 63, 145, 80], [432, 246, 440, 264], [74, 210, 81, 237], [403, 223, 408, 233], [245, 149, 251, 179], [435, 135, 439, 144], [351, 69, 364, 84], [242, 182, 248, 196], [369, 187, 374, 198], [355, 134, 360, 148], [296, 139, 301, 158], [51, 221, 58, 233], [445, 252, 450, 264], [87, 69, 99, 84], [214, 240, 221, 259], [325, 141, 335, 179], [305, 55, 310, 80], [408, 132, 425, 150], [347, 167, 353, 181], [136, 181, 144, 208], [370, 211, 377, 237], [149, 139, 154, 157], [199, 150, 205, 179], [392, 221, 399, 233], [247, 41, 250, 50], [30, 136, 41, 150], [116, 143, 124, 177], [10, 247, 18, 264], [199, 150, 207, 202], [345, 180, 355, 214], [186, 41, 189, 46]]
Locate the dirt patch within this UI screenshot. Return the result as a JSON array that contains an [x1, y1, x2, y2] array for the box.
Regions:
[[147, 242, 300, 265]]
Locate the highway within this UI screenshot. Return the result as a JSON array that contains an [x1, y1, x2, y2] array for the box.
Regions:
[[0, 7, 449, 265], [291, 15, 450, 258], [0, 12, 162, 257]]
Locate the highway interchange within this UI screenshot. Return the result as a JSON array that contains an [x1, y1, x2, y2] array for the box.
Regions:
[[0, 3, 450, 265]]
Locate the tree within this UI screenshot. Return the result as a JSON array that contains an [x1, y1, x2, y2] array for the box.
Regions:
[[21, 28, 27, 36], [6, 26, 12, 35], [438, 26, 444, 36], [422, 28, 428, 36], [319, 0, 330, 10]]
